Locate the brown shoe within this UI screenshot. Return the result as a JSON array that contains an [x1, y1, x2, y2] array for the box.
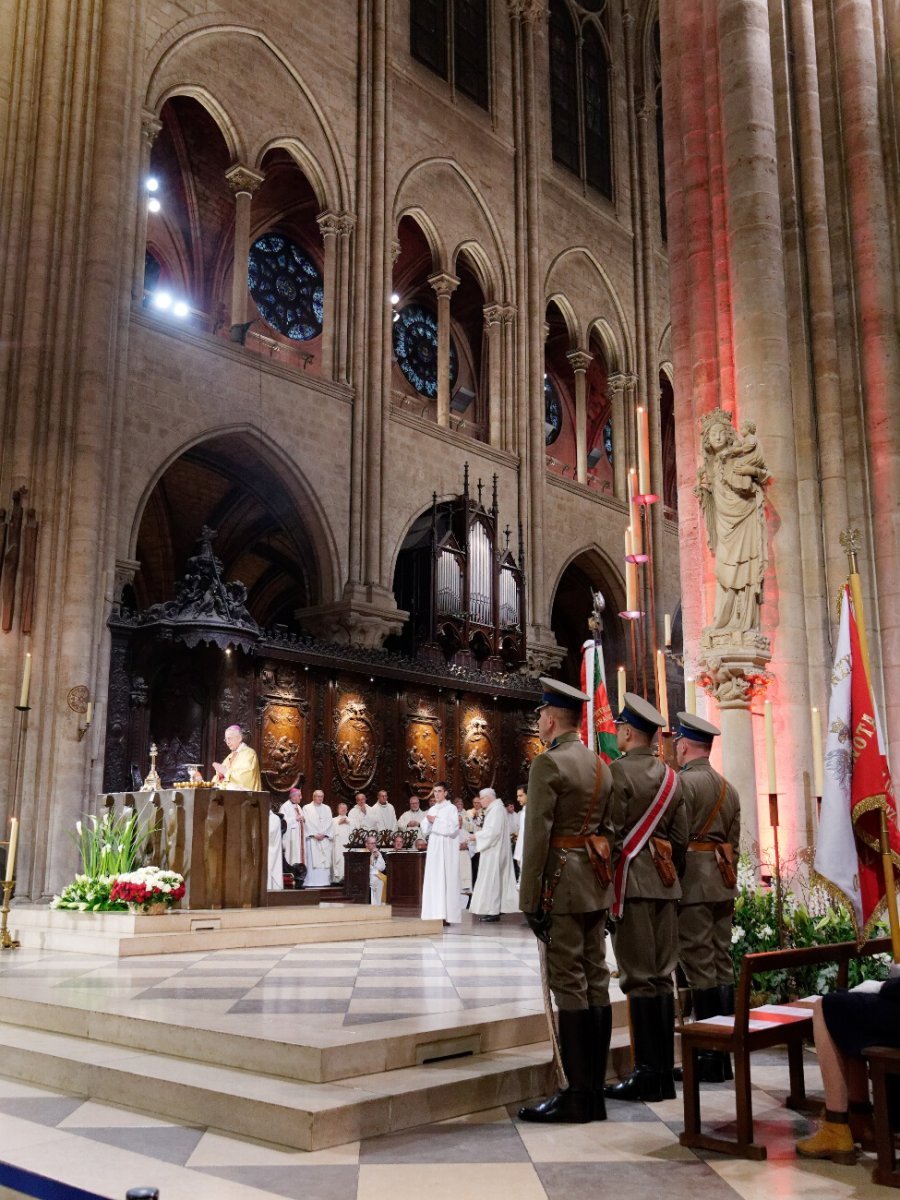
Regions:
[[849, 1106, 876, 1151], [796, 1121, 857, 1165]]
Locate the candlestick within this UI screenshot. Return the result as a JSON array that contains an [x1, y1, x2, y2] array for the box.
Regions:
[[811, 706, 824, 797], [764, 700, 777, 794], [626, 560, 638, 612], [655, 650, 669, 728], [625, 525, 633, 562], [664, 613, 671, 648], [18, 653, 32, 709], [637, 406, 651, 497], [685, 677, 696, 715], [628, 469, 644, 556], [85, 702, 93, 726], [4, 818, 18, 883], [617, 666, 626, 713]]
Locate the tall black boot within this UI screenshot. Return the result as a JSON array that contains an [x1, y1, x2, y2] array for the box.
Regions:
[[717, 983, 735, 1081], [603, 996, 662, 1103], [658, 992, 677, 1099], [673, 987, 722, 1083], [519, 1008, 593, 1123], [589, 1004, 612, 1120]]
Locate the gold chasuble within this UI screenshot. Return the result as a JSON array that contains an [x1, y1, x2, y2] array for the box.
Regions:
[[221, 743, 262, 791]]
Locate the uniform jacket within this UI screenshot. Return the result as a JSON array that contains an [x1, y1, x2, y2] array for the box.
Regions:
[[519, 730, 614, 914], [678, 759, 740, 903], [609, 745, 687, 901]]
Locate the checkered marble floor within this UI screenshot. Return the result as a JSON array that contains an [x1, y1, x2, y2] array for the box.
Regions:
[[0, 915, 573, 1031], [0, 1053, 890, 1200]]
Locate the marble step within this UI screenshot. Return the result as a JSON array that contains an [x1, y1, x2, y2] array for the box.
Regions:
[[9, 904, 442, 956], [0, 1019, 563, 1151]]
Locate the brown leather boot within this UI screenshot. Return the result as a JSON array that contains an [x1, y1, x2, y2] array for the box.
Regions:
[[796, 1120, 857, 1165]]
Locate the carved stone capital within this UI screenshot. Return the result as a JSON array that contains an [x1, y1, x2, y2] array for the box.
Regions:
[[508, 0, 547, 24], [141, 111, 163, 149], [525, 629, 566, 675], [567, 349, 594, 374], [697, 633, 772, 711], [295, 586, 408, 649], [338, 212, 357, 238], [428, 271, 460, 299], [483, 303, 505, 329], [224, 164, 265, 197], [500, 303, 517, 325], [317, 211, 341, 239], [391, 236, 402, 263]]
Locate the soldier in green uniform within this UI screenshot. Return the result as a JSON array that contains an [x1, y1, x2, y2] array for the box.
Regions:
[[674, 711, 740, 1082], [604, 693, 687, 1103], [518, 678, 615, 1124]]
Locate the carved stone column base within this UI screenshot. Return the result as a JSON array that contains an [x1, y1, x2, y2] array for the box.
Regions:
[[525, 627, 566, 676], [295, 585, 408, 648], [697, 630, 773, 855]]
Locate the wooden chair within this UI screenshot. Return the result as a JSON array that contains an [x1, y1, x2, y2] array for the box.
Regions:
[[678, 936, 891, 1160], [864, 1046, 900, 1188]]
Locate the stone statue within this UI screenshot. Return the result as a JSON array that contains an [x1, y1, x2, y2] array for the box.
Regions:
[[695, 409, 770, 633]]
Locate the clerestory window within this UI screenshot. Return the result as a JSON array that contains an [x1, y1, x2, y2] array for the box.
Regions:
[[549, 0, 613, 200], [410, 0, 490, 110]]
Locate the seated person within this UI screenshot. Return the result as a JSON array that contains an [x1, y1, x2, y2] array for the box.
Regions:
[[391, 832, 406, 852], [797, 967, 900, 1162]]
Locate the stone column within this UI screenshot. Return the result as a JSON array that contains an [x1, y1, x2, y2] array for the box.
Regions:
[[716, 0, 813, 855], [316, 212, 340, 379], [607, 373, 628, 499], [483, 303, 504, 447], [336, 213, 356, 383], [429, 272, 459, 426], [132, 111, 161, 304], [567, 349, 593, 484], [225, 164, 264, 333], [833, 0, 900, 760], [501, 304, 517, 451]]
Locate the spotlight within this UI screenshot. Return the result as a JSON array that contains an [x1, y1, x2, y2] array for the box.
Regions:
[[153, 290, 172, 310], [172, 300, 189, 318], [390, 292, 400, 305], [147, 197, 161, 213], [145, 177, 159, 192]]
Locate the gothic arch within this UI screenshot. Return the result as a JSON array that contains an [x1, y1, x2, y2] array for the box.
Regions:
[[128, 426, 341, 610], [544, 246, 634, 366], [548, 543, 628, 688], [546, 293, 579, 348], [452, 240, 497, 302], [395, 207, 446, 272], [151, 85, 242, 161], [587, 317, 624, 374], [393, 157, 511, 297]]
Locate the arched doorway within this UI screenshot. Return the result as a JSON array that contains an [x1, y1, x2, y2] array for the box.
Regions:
[[550, 550, 626, 694]]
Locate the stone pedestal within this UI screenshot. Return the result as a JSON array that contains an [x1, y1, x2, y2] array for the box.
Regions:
[[296, 585, 407, 647], [698, 630, 771, 855]]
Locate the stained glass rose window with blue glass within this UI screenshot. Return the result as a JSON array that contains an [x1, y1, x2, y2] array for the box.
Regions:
[[248, 234, 324, 341], [545, 375, 563, 445], [393, 304, 458, 398], [604, 417, 613, 461]]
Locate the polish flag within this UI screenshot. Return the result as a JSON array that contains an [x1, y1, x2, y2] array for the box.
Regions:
[[580, 640, 620, 764], [814, 583, 900, 943]]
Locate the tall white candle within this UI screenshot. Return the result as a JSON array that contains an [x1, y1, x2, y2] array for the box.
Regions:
[[656, 650, 669, 728], [617, 666, 626, 713], [5, 818, 18, 883], [664, 613, 672, 647], [85, 702, 93, 726], [637, 405, 651, 496], [629, 469, 644, 556], [764, 700, 777, 794], [811, 706, 824, 797], [685, 677, 697, 715], [18, 653, 32, 708], [626, 560, 637, 612]]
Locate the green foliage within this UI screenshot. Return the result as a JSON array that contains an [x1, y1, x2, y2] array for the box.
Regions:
[[71, 809, 149, 879], [51, 874, 126, 912], [730, 855, 891, 1002]]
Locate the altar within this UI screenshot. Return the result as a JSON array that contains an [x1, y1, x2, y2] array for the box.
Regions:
[[101, 788, 271, 909]]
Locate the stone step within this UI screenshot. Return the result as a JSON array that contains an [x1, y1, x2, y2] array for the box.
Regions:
[[9, 904, 442, 957], [0, 1019, 558, 1151]]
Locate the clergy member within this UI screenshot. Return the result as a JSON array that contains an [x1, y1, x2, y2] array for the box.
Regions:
[[366, 834, 387, 905], [371, 789, 398, 833], [267, 805, 284, 891], [331, 800, 352, 883], [212, 725, 262, 791], [301, 789, 334, 887], [421, 781, 462, 925], [279, 787, 305, 869], [398, 795, 428, 837], [470, 787, 519, 922], [348, 792, 374, 831], [513, 784, 527, 877]]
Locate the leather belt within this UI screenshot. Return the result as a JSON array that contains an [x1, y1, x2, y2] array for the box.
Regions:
[[550, 835, 589, 848], [688, 840, 719, 852]]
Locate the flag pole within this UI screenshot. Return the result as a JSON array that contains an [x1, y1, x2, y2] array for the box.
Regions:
[[840, 528, 900, 960]]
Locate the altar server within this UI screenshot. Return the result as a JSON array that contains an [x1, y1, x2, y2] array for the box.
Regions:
[[421, 781, 462, 925]]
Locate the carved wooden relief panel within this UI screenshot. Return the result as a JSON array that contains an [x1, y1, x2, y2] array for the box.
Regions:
[[460, 707, 495, 794], [333, 694, 378, 794], [519, 715, 544, 782], [404, 713, 441, 794], [260, 702, 305, 792]]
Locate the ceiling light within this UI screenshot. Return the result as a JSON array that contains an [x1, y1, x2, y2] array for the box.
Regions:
[[145, 176, 159, 192], [153, 291, 172, 310], [172, 301, 189, 318], [147, 197, 161, 213], [390, 293, 400, 305]]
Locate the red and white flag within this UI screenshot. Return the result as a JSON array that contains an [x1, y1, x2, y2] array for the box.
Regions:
[[580, 639, 619, 764], [814, 583, 900, 943]]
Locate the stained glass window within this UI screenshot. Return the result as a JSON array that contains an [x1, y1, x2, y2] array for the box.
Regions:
[[393, 304, 459, 399], [604, 417, 613, 462], [410, 0, 489, 111], [583, 27, 613, 199], [548, 2, 614, 199], [549, 0, 579, 175], [248, 234, 324, 342], [545, 376, 563, 445]]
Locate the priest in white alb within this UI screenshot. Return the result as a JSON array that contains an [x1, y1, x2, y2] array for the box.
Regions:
[[371, 789, 398, 833], [301, 789, 334, 886], [279, 787, 305, 868], [421, 781, 462, 925], [347, 792, 374, 832], [398, 795, 429, 838], [331, 800, 353, 883], [469, 787, 519, 922]]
